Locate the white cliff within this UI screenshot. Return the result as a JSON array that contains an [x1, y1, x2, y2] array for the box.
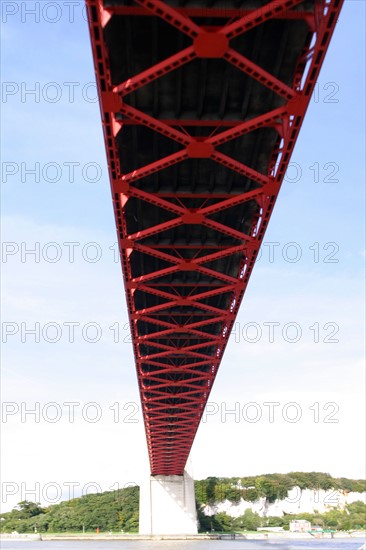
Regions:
[[202, 488, 366, 518]]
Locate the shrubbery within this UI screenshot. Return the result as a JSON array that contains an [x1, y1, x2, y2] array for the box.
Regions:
[[0, 488, 139, 533], [198, 502, 366, 533]]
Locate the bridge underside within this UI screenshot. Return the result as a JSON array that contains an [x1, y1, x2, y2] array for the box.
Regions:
[[86, 0, 343, 476]]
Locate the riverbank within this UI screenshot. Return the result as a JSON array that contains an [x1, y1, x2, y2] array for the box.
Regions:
[[1, 531, 365, 542]]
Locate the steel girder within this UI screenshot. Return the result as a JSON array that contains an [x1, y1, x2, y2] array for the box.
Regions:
[[86, 0, 343, 475]]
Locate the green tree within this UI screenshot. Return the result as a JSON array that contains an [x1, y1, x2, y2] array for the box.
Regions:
[[239, 509, 261, 531], [212, 512, 232, 532], [15, 501, 44, 518]]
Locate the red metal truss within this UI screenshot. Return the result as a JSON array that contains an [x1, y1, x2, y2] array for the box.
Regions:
[[86, 0, 343, 475]]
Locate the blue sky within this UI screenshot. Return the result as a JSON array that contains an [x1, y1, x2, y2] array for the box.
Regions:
[[1, 1, 365, 511]]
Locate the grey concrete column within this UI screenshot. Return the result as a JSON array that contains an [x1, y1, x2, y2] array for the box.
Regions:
[[139, 467, 198, 535]]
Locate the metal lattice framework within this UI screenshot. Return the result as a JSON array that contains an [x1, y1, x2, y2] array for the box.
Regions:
[[86, 0, 343, 475]]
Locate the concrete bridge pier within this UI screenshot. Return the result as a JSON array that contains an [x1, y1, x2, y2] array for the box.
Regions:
[[139, 467, 198, 535]]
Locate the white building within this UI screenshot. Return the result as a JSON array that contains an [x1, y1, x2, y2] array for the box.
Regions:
[[289, 520, 311, 532]]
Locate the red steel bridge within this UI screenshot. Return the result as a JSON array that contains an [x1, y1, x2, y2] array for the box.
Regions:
[[86, 0, 343, 476]]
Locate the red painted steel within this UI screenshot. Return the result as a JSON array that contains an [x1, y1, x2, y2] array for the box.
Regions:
[[86, 0, 343, 475]]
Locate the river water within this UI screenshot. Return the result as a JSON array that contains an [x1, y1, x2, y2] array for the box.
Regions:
[[0, 539, 364, 550]]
